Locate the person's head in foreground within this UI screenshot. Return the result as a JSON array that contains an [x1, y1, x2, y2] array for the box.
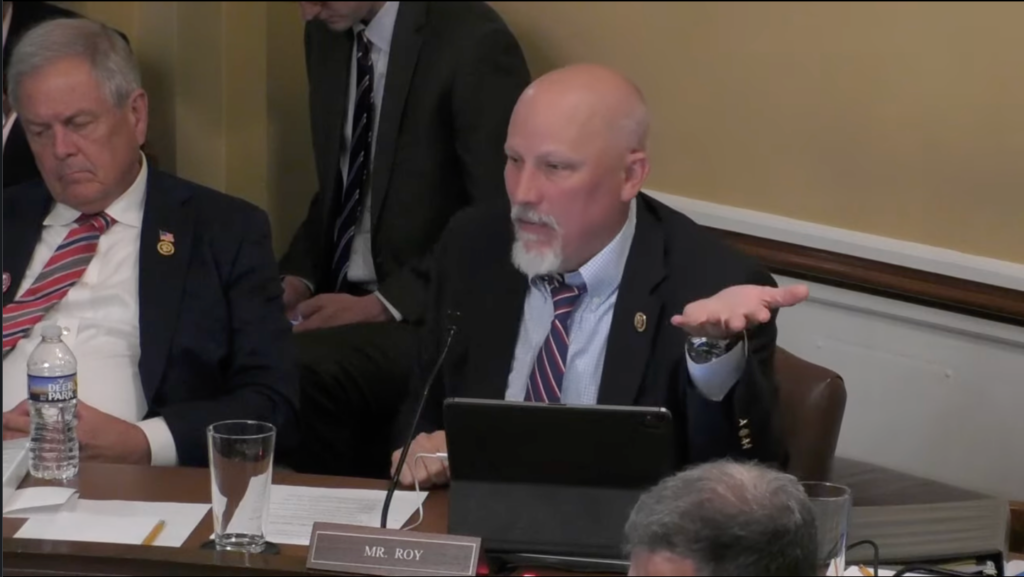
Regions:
[[504, 63, 650, 278], [7, 17, 146, 215], [625, 460, 819, 576]]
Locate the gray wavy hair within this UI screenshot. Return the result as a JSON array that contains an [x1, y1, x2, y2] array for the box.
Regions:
[[7, 17, 140, 110], [625, 460, 820, 576]]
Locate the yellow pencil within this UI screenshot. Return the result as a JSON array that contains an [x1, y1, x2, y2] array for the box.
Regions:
[[142, 520, 166, 546], [858, 564, 873, 576]]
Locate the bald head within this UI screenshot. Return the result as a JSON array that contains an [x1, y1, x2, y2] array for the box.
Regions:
[[517, 64, 649, 154], [505, 64, 652, 276]]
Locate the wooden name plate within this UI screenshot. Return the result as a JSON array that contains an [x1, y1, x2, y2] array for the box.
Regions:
[[305, 522, 482, 576]]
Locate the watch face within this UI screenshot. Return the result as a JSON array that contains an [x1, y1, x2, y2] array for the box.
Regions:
[[686, 336, 739, 364]]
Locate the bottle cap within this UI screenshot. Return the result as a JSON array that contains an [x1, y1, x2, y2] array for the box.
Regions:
[[40, 325, 63, 339]]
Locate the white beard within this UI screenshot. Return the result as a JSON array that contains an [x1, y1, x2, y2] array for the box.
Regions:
[[512, 234, 563, 277], [510, 205, 563, 277]]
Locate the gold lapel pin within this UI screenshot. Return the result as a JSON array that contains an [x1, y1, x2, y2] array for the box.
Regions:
[[634, 312, 647, 332], [157, 230, 175, 256]]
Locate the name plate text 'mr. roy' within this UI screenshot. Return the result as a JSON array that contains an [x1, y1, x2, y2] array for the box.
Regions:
[[306, 522, 481, 577]]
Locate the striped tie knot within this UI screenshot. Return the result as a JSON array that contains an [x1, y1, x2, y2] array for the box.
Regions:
[[75, 212, 117, 234]]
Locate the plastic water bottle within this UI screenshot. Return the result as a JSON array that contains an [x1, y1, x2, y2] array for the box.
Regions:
[[26, 325, 79, 480]]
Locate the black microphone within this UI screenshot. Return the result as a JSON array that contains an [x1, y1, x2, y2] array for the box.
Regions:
[[380, 310, 460, 529]]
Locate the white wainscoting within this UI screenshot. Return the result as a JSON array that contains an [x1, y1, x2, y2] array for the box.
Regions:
[[647, 190, 1024, 501]]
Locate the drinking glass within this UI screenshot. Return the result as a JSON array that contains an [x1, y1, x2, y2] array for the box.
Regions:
[[801, 481, 853, 576], [207, 421, 276, 553]]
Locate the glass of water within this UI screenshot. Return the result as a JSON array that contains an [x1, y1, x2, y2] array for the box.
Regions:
[[207, 421, 276, 553], [801, 482, 853, 576]]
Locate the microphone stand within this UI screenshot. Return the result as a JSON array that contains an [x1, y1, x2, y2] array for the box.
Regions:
[[380, 315, 458, 529]]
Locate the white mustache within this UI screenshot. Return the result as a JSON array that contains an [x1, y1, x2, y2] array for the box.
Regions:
[[511, 205, 559, 231]]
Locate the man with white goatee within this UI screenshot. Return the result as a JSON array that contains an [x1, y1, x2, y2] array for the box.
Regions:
[[391, 63, 810, 489]]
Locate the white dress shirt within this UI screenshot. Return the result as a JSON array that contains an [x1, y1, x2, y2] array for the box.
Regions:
[[2, 155, 179, 466], [2, 3, 17, 150], [507, 199, 747, 405]]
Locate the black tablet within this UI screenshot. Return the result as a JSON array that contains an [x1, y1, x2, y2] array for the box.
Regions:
[[443, 398, 677, 561]]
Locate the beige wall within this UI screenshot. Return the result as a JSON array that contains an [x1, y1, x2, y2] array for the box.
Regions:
[[60, 1, 316, 255], [63, 2, 1023, 264], [492, 1, 1024, 264]]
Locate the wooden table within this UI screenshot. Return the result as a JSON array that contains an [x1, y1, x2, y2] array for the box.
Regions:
[[3, 464, 452, 576], [3, 459, 1017, 576]]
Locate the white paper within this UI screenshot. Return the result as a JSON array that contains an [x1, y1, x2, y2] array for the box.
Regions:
[[3, 438, 30, 510], [264, 485, 428, 546], [1006, 561, 1024, 576], [2, 486, 77, 514], [16, 512, 163, 545], [5, 495, 210, 548]]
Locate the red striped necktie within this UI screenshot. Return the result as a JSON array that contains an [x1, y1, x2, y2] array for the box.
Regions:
[[526, 275, 587, 404], [2, 212, 116, 358]]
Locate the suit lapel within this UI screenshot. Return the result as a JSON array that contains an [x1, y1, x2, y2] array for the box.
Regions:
[[2, 186, 52, 307], [316, 27, 353, 239], [597, 200, 668, 406], [369, 1, 426, 232], [466, 237, 529, 401], [137, 171, 194, 405]]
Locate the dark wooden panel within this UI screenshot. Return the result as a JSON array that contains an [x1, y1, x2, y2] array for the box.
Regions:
[[711, 228, 1024, 327]]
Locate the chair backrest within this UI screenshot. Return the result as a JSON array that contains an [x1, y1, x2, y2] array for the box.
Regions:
[[774, 347, 848, 482]]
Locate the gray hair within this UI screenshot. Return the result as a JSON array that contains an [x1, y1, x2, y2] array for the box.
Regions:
[[624, 460, 819, 576], [7, 18, 140, 111]]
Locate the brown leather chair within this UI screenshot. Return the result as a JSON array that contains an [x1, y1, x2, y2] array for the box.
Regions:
[[774, 347, 848, 483]]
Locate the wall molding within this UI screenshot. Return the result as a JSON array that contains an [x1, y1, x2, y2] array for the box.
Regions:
[[646, 191, 1024, 292], [646, 190, 1024, 326]]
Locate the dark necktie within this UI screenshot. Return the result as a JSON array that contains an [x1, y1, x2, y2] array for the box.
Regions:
[[526, 275, 587, 404], [330, 29, 375, 293]]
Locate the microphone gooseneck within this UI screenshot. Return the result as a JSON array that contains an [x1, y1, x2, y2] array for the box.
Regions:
[[380, 311, 460, 529]]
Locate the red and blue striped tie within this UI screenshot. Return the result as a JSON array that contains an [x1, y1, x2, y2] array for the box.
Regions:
[[2, 212, 116, 357], [527, 275, 586, 404]]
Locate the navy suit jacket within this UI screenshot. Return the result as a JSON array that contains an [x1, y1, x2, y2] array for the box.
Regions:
[[396, 193, 788, 470], [2, 169, 299, 466]]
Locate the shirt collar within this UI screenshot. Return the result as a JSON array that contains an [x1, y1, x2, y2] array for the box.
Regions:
[[355, 1, 398, 53], [533, 198, 638, 305], [44, 152, 149, 228], [2, 4, 12, 51]]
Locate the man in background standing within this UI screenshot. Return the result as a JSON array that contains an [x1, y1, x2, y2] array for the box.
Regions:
[[282, 2, 531, 478]]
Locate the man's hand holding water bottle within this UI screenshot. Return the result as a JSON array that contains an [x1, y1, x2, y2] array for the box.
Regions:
[[3, 400, 152, 465]]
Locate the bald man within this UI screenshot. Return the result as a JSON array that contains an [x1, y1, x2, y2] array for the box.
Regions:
[[391, 64, 809, 489]]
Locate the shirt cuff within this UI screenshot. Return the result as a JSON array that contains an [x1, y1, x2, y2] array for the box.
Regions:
[[687, 341, 747, 402], [374, 291, 403, 322], [136, 417, 179, 467], [281, 275, 315, 295]]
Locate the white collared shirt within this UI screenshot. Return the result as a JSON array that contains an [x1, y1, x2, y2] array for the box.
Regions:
[[2, 2, 17, 150], [2, 155, 179, 466]]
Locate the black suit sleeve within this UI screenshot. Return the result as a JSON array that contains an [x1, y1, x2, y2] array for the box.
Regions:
[[685, 268, 788, 468], [390, 218, 458, 450], [278, 24, 326, 290], [376, 25, 531, 323], [160, 209, 300, 466]]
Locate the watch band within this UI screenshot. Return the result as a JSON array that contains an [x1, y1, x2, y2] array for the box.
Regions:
[[686, 332, 746, 365]]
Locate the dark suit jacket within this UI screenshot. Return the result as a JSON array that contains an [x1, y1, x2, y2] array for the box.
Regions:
[[3, 2, 131, 191], [396, 193, 788, 469], [278, 1, 531, 323], [3, 170, 299, 467]]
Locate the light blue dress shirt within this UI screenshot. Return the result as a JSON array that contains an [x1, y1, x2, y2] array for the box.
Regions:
[[505, 199, 746, 405]]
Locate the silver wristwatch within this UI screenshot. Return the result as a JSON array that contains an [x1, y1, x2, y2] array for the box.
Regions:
[[686, 333, 745, 364]]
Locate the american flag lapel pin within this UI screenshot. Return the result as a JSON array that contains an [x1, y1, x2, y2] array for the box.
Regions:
[[157, 230, 175, 256]]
